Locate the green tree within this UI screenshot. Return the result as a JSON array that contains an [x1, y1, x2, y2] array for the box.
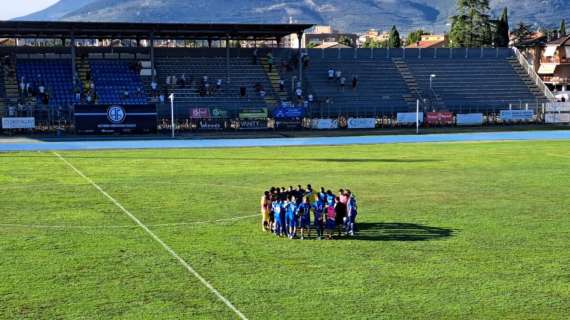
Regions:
[[560, 19, 567, 37], [494, 7, 509, 47], [338, 35, 353, 47], [449, 0, 492, 47], [512, 22, 532, 44], [407, 29, 430, 45], [387, 26, 401, 48]]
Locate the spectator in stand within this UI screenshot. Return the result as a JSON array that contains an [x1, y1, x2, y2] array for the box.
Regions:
[[279, 78, 285, 92], [339, 76, 346, 92], [171, 75, 177, 88], [151, 79, 158, 96], [252, 48, 258, 65], [216, 79, 223, 91], [159, 93, 165, 103], [302, 53, 310, 69], [123, 90, 130, 99], [8, 105, 16, 117], [260, 89, 266, 98], [352, 75, 358, 90], [166, 75, 171, 87], [295, 87, 303, 101], [267, 52, 274, 73], [179, 74, 187, 88], [308, 94, 314, 107], [328, 67, 335, 80], [19, 78, 26, 98], [240, 86, 247, 97], [335, 70, 342, 81]]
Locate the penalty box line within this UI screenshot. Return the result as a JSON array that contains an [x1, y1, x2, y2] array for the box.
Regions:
[[53, 152, 248, 320]]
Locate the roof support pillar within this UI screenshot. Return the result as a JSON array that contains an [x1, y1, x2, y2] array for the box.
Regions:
[[70, 33, 77, 88], [226, 36, 231, 83], [150, 33, 155, 81], [298, 32, 304, 86]]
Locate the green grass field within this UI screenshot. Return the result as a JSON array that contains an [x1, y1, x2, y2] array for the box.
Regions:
[[1, 140, 570, 319]]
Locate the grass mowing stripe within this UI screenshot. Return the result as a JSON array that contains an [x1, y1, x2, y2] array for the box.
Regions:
[[0, 214, 259, 230], [52, 152, 249, 320]]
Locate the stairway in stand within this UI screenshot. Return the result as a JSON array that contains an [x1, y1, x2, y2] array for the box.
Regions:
[[507, 57, 547, 101], [76, 56, 91, 92], [392, 58, 423, 109], [2, 57, 20, 114], [260, 57, 287, 108]]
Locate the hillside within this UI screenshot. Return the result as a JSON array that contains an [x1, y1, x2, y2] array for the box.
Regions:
[[17, 0, 570, 33]]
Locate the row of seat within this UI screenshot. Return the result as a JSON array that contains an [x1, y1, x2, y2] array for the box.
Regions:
[[16, 59, 77, 107], [89, 59, 148, 105]]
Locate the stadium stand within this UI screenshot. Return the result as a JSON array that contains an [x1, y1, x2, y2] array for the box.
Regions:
[[15, 58, 77, 108], [0, 64, 6, 114], [89, 59, 148, 105], [154, 56, 275, 117], [402, 49, 548, 112]]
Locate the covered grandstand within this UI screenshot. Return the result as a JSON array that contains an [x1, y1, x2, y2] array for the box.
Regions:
[[0, 21, 557, 132]]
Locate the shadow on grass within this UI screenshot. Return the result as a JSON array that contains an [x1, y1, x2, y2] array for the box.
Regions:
[[0, 154, 440, 163], [342, 222, 454, 241]]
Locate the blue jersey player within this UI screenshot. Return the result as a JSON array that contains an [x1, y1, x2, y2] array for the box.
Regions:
[[285, 196, 297, 239], [272, 200, 284, 237], [297, 197, 311, 240], [312, 199, 325, 240]]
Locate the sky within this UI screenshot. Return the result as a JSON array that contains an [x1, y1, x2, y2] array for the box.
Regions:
[[0, 0, 59, 20]]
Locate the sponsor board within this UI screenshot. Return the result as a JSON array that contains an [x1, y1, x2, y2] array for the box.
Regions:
[[545, 102, 570, 113], [238, 119, 268, 130], [190, 108, 211, 119], [310, 119, 338, 130], [1, 117, 35, 129], [425, 112, 454, 125], [397, 112, 424, 124], [545, 113, 570, 124], [211, 108, 229, 119], [197, 119, 225, 130], [272, 106, 306, 119], [75, 104, 157, 134], [500, 110, 534, 122], [347, 118, 376, 129], [239, 108, 267, 119], [275, 119, 302, 129], [456, 113, 484, 126]]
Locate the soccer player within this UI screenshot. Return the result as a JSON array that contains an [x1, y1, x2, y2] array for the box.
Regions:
[[272, 198, 284, 237], [312, 198, 325, 240], [261, 191, 271, 232], [285, 196, 297, 239], [346, 190, 358, 236], [297, 197, 311, 240], [325, 200, 336, 240], [334, 196, 347, 237]]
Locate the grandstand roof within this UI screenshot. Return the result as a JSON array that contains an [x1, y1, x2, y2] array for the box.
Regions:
[[0, 21, 313, 40]]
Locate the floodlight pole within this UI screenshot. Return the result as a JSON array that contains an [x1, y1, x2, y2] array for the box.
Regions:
[[416, 99, 420, 135], [169, 93, 175, 139]]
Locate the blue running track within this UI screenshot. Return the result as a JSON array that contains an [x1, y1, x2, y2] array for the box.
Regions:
[[1, 130, 569, 153]]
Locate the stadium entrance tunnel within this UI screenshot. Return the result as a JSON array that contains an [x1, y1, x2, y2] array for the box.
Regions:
[[349, 222, 454, 241]]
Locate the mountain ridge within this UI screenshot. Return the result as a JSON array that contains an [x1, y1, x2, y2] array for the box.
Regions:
[[16, 0, 570, 33]]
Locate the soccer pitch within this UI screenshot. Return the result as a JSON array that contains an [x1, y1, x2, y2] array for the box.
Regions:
[[1, 141, 569, 319]]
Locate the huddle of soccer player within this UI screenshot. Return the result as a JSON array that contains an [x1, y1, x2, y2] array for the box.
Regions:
[[261, 185, 358, 240]]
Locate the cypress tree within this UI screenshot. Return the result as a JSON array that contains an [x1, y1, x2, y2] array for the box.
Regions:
[[388, 26, 401, 48], [494, 7, 509, 47], [560, 19, 567, 37]]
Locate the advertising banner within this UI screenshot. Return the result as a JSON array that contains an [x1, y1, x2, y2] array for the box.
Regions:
[[197, 119, 225, 130], [75, 104, 157, 134], [347, 118, 376, 129], [1, 117, 35, 129], [425, 112, 454, 125], [275, 119, 302, 129], [211, 108, 229, 119], [310, 119, 338, 130], [239, 108, 267, 119], [456, 113, 484, 126], [190, 108, 211, 119], [238, 119, 268, 130], [397, 112, 424, 124], [546, 102, 570, 112], [272, 106, 306, 119], [545, 113, 570, 124], [500, 110, 534, 122]]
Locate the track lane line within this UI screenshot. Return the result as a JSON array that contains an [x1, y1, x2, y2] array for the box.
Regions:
[[53, 151, 248, 320]]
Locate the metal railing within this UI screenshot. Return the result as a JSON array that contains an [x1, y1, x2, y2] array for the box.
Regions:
[[512, 47, 556, 101]]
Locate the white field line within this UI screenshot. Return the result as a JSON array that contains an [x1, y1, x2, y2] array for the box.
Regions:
[[52, 152, 248, 320], [0, 214, 259, 230]]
